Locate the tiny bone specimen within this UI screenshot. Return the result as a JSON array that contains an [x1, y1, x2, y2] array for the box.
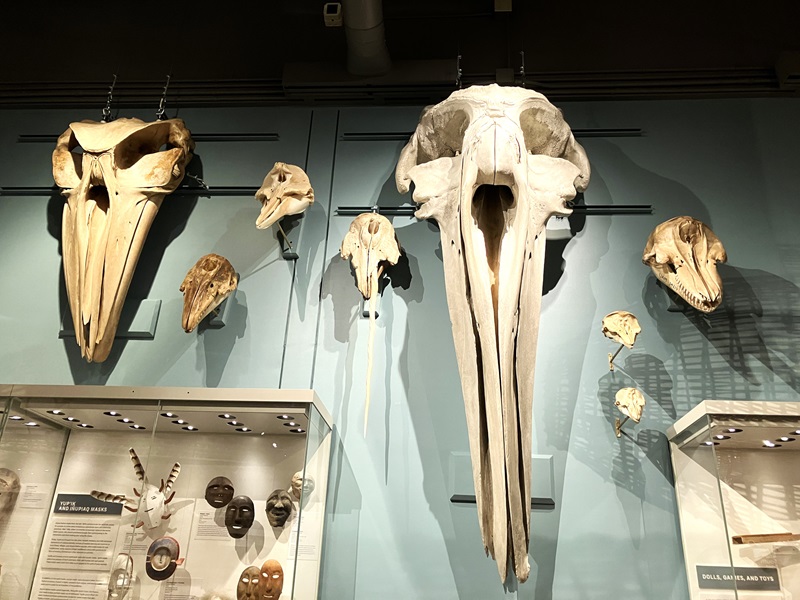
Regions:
[[340, 213, 402, 435], [255, 162, 315, 230], [395, 84, 590, 583], [90, 448, 181, 529], [642, 216, 727, 313], [601, 311, 641, 370], [180, 254, 239, 333], [614, 387, 645, 437], [53, 117, 194, 362]]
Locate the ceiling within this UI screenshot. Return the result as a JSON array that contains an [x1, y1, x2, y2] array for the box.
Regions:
[[3, 0, 799, 107]]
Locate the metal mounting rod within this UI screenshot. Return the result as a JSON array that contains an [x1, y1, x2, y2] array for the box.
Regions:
[[335, 204, 653, 217]]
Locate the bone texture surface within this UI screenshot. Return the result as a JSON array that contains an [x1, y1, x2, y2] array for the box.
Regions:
[[395, 84, 590, 582], [601, 311, 641, 349], [340, 213, 401, 435], [180, 254, 239, 333], [255, 162, 315, 230], [642, 216, 727, 312], [53, 117, 194, 362], [615, 387, 646, 423]]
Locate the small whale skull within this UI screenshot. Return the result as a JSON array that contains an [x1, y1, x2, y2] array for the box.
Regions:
[[643, 216, 727, 312], [255, 162, 314, 230], [179, 254, 238, 333]]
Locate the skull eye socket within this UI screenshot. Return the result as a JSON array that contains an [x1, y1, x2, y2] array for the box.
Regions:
[[519, 106, 570, 157], [418, 108, 470, 163]]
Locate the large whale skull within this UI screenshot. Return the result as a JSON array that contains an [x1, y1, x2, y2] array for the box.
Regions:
[[642, 216, 727, 312], [53, 118, 194, 362], [395, 84, 590, 582]]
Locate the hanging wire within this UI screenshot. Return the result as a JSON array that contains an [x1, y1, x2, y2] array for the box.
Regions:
[[100, 74, 117, 123], [519, 51, 526, 88], [156, 75, 171, 121], [183, 173, 209, 190], [456, 54, 463, 89]]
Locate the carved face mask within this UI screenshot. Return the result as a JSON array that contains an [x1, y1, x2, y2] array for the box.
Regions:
[[237, 566, 262, 600], [255, 162, 315, 230], [145, 537, 183, 581], [107, 553, 134, 600], [615, 387, 646, 423], [265, 489, 293, 528], [601, 311, 641, 349], [395, 84, 590, 583], [90, 447, 180, 530], [290, 471, 315, 501], [225, 495, 255, 538], [205, 476, 235, 508], [643, 216, 727, 313], [52, 118, 194, 362], [180, 254, 239, 333], [0, 468, 21, 518], [259, 560, 284, 600]]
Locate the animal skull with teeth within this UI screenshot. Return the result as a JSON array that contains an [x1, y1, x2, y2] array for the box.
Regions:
[[255, 162, 315, 230], [53, 117, 194, 362], [395, 84, 590, 582], [642, 216, 727, 313], [90, 448, 181, 529], [179, 254, 239, 333]]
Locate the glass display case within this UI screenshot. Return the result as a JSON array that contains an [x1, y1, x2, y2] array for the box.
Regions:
[[668, 400, 800, 600], [0, 384, 331, 600]]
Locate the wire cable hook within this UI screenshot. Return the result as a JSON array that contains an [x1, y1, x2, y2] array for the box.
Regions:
[[156, 75, 171, 121], [101, 74, 117, 123]]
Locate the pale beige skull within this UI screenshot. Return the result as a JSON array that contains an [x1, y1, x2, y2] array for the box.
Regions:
[[255, 162, 315, 230], [643, 216, 727, 313], [615, 387, 646, 423], [395, 84, 589, 583], [601, 311, 642, 349], [179, 254, 239, 333], [53, 117, 194, 362], [340, 213, 401, 300], [340, 212, 402, 436]]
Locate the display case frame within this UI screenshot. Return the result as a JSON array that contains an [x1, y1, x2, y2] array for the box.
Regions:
[[668, 400, 800, 600], [0, 384, 332, 600]]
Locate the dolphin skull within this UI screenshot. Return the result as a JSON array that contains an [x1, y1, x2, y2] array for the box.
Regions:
[[53, 117, 194, 362], [340, 213, 401, 300], [642, 216, 727, 312], [255, 162, 315, 230], [395, 84, 590, 582], [179, 253, 239, 333]]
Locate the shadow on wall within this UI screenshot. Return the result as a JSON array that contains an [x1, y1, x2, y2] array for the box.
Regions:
[[46, 155, 202, 382], [644, 263, 800, 400], [318, 429, 361, 600]]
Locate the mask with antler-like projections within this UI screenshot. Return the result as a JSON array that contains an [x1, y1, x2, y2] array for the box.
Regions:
[[90, 447, 181, 529], [395, 84, 590, 582], [53, 118, 194, 362]]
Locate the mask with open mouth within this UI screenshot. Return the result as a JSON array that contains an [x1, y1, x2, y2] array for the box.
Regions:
[[395, 84, 590, 582], [265, 489, 293, 528], [52, 118, 194, 362], [642, 216, 727, 312], [225, 495, 255, 538]]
